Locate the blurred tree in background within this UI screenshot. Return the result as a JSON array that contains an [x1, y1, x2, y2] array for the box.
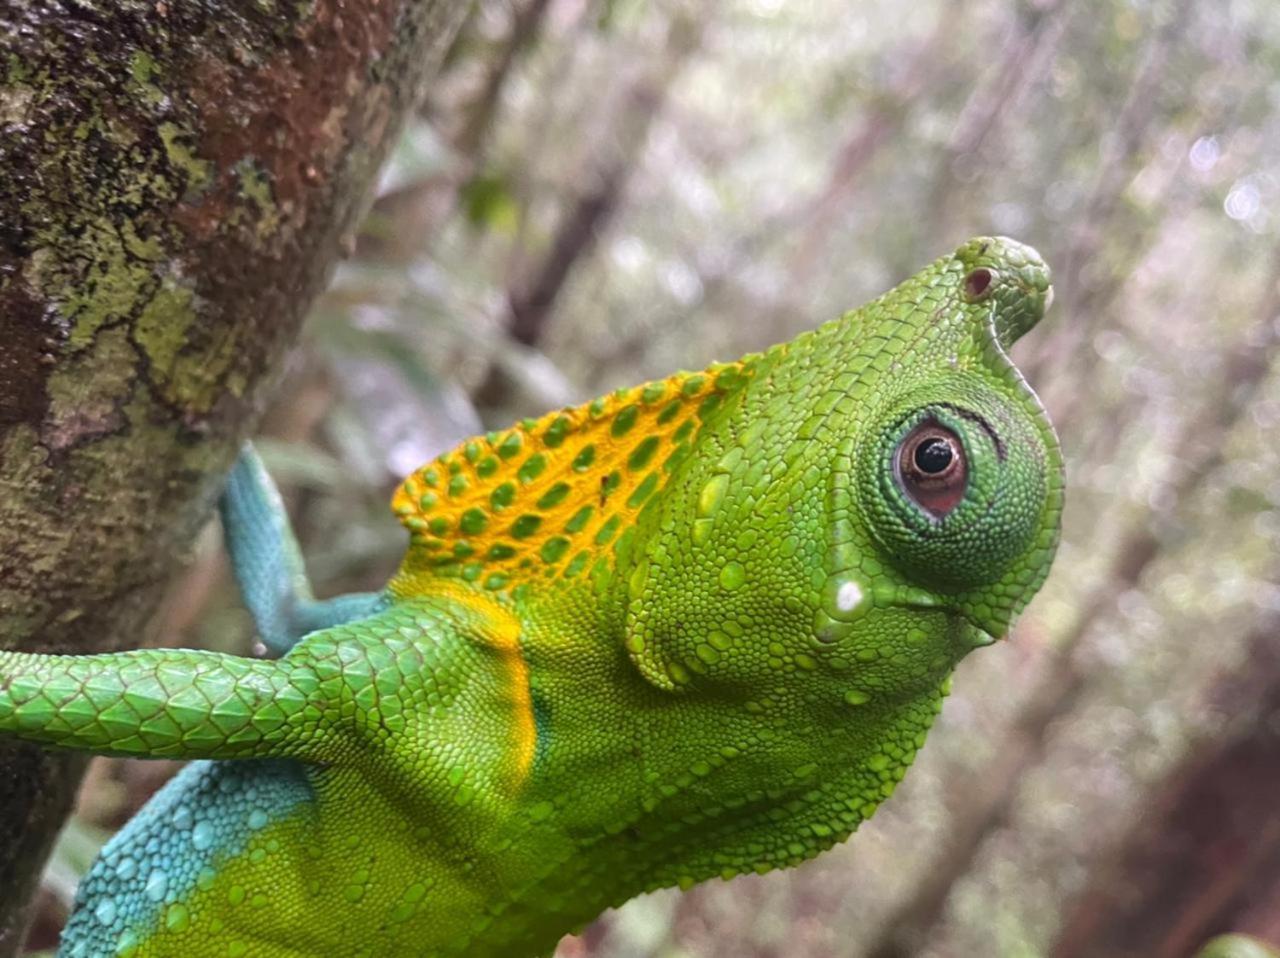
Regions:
[[25, 0, 1280, 955]]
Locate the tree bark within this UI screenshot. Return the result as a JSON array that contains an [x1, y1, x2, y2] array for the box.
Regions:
[[0, 1, 467, 952]]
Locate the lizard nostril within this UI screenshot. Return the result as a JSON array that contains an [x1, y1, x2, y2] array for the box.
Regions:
[[963, 267, 994, 301]]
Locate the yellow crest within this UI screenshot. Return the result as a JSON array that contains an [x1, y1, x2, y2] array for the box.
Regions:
[[388, 361, 759, 600]]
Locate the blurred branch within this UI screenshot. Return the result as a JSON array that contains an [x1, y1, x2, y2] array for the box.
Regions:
[[357, 0, 559, 265], [475, 1, 714, 410], [1049, 604, 1280, 958], [862, 248, 1280, 958], [947, 1, 1067, 160], [780, 3, 967, 294], [455, 0, 556, 159], [923, 0, 1069, 239], [1026, 0, 1196, 390], [685, 3, 969, 348], [590, 1, 1049, 373]]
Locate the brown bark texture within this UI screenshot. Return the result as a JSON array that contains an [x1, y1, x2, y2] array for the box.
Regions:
[[0, 1, 466, 952]]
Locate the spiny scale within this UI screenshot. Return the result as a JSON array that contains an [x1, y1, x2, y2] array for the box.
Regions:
[[389, 359, 764, 599]]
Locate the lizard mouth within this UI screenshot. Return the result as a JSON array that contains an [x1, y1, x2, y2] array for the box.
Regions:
[[874, 589, 1004, 642], [812, 575, 1006, 651], [901, 598, 1001, 650], [885, 589, 1005, 648]]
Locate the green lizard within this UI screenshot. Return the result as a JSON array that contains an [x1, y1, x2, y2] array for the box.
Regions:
[[0, 236, 1063, 958]]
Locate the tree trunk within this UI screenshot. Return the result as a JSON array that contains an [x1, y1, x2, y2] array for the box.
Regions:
[[0, 2, 467, 952]]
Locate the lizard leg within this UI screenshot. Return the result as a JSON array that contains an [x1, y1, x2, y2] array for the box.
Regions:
[[0, 646, 344, 762], [59, 757, 320, 958], [220, 443, 383, 655]]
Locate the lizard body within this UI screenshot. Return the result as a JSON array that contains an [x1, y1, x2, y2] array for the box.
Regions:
[[0, 236, 1063, 957]]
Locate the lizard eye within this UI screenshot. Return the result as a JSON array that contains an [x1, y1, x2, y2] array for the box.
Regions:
[[860, 391, 1050, 589], [895, 421, 967, 518]]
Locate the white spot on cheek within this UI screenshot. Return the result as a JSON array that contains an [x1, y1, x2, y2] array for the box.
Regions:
[[836, 580, 864, 613]]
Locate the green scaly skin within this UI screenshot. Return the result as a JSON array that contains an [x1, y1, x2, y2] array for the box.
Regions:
[[0, 236, 1063, 958]]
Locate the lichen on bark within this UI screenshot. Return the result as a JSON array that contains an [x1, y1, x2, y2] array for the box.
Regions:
[[0, 2, 468, 953]]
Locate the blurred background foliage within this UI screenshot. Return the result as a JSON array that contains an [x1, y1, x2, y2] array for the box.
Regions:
[[26, 0, 1280, 955]]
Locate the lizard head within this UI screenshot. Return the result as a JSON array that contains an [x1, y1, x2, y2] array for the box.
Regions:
[[623, 236, 1063, 702], [389, 236, 1061, 712], [378, 237, 1061, 904]]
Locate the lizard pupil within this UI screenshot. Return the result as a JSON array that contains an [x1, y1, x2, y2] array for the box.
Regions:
[[895, 421, 968, 518], [913, 437, 953, 474]]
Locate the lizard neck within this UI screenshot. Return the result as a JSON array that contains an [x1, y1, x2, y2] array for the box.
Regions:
[[513, 574, 953, 837], [463, 590, 953, 955]]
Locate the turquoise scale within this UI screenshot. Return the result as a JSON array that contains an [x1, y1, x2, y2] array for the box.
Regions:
[[61, 760, 314, 957]]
